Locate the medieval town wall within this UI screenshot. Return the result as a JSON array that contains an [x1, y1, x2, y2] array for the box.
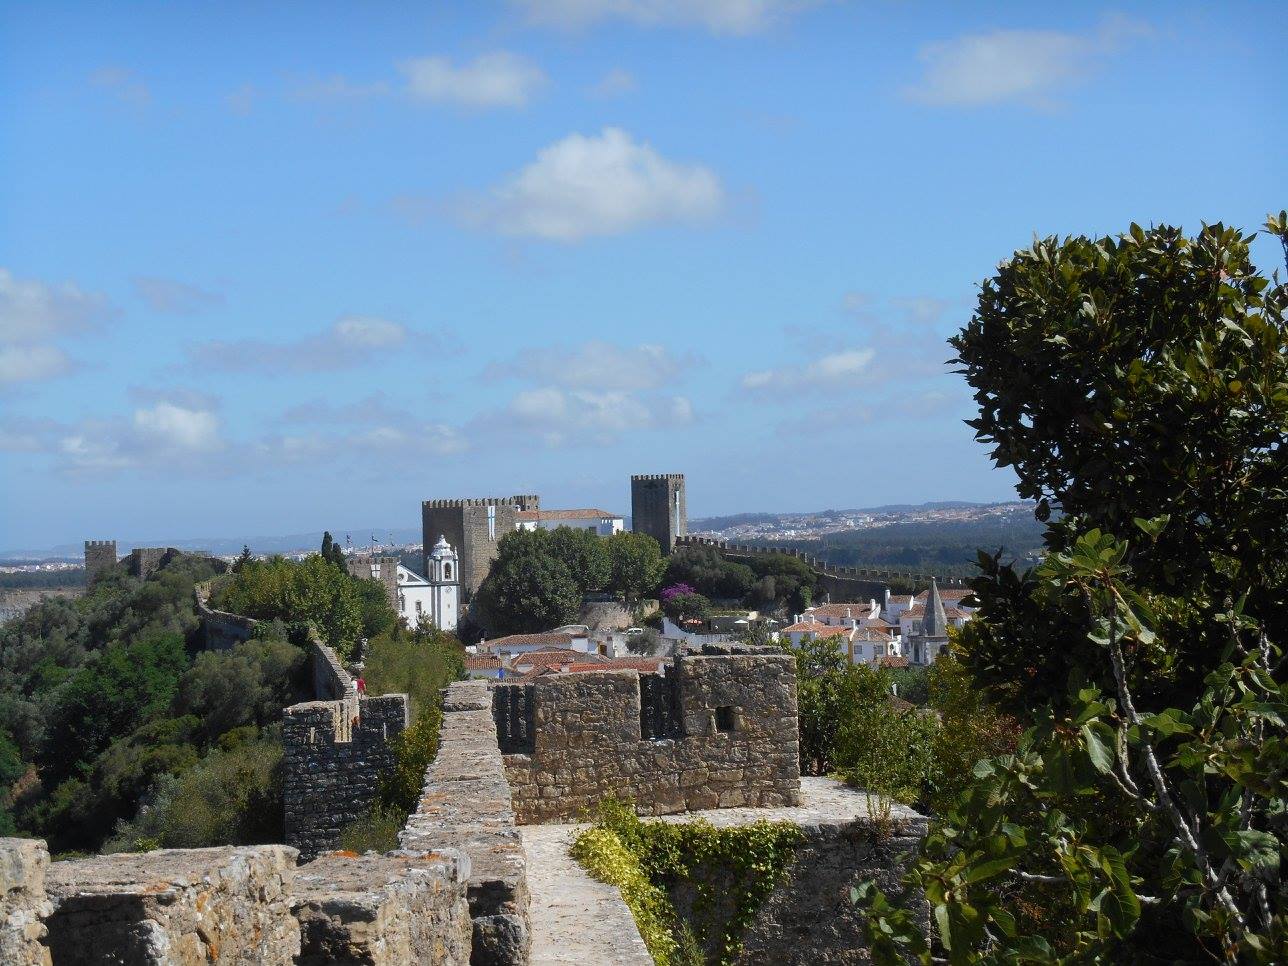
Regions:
[[500, 648, 801, 824], [400, 680, 531, 966], [282, 693, 408, 862], [675, 534, 967, 598]]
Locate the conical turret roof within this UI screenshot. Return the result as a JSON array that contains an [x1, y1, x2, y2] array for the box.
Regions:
[[922, 578, 948, 638]]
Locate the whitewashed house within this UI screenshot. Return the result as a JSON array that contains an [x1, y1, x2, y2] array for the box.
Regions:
[[515, 508, 624, 536]]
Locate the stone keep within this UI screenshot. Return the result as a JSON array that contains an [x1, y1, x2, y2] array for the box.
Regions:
[[498, 646, 801, 824], [83, 540, 117, 583], [421, 496, 539, 597], [631, 474, 686, 552]]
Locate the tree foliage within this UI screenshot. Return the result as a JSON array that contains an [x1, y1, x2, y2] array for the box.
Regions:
[[604, 531, 667, 605], [212, 554, 376, 658], [855, 218, 1288, 961]]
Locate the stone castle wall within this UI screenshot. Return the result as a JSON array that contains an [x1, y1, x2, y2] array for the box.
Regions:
[[0, 839, 472, 966], [82, 540, 117, 584], [400, 680, 531, 966], [422, 496, 538, 597], [283, 693, 408, 861], [194, 585, 259, 651], [631, 473, 686, 552], [501, 648, 801, 824], [675, 535, 967, 598]]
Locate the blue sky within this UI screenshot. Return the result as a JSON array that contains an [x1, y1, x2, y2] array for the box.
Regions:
[[1, 1, 1284, 552]]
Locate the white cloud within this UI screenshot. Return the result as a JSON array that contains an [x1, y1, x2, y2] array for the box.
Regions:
[[0, 268, 113, 388], [132, 402, 222, 451], [906, 16, 1149, 108], [132, 276, 224, 314], [467, 127, 724, 241], [741, 347, 876, 395], [589, 68, 638, 98], [0, 268, 112, 344], [0, 345, 72, 387], [289, 75, 391, 101], [90, 66, 151, 106], [514, 0, 820, 35], [497, 386, 695, 446], [187, 314, 435, 373], [485, 340, 697, 391], [399, 52, 547, 108]]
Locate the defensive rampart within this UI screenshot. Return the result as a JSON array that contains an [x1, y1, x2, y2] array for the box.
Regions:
[[0, 839, 473, 965], [675, 534, 967, 599], [499, 646, 801, 824], [283, 693, 408, 862], [400, 680, 531, 966], [194, 584, 259, 651]]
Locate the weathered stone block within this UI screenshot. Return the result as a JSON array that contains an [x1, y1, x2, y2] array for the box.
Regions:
[[44, 845, 300, 965], [0, 838, 52, 966]]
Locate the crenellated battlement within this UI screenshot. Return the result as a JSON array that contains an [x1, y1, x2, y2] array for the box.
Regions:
[[630, 473, 685, 482], [421, 496, 534, 509]]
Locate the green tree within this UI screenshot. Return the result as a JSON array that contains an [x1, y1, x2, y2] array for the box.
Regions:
[[474, 554, 582, 635], [790, 633, 853, 776], [547, 526, 611, 592], [832, 665, 939, 806], [854, 218, 1288, 961], [662, 591, 711, 625], [605, 531, 666, 607]]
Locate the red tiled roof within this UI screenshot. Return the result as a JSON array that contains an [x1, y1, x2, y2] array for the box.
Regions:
[[876, 655, 910, 669], [483, 632, 579, 650], [784, 624, 852, 639], [516, 508, 621, 522], [805, 603, 875, 619], [901, 605, 969, 621], [464, 655, 501, 670], [914, 588, 973, 603], [512, 649, 610, 671]]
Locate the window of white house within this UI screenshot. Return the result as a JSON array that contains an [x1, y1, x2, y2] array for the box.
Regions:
[[415, 600, 422, 615]]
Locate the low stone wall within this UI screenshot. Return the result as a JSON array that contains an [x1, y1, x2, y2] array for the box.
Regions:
[[194, 585, 260, 651], [293, 850, 473, 965], [0, 838, 52, 965], [43, 845, 300, 965], [0, 839, 476, 965], [283, 693, 409, 861], [308, 636, 354, 699], [400, 680, 530, 966], [502, 648, 801, 824], [655, 778, 930, 965]]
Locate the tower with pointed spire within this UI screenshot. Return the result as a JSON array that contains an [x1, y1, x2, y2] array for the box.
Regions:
[[909, 577, 951, 665]]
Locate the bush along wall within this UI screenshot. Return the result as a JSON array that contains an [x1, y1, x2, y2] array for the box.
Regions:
[[571, 799, 801, 965]]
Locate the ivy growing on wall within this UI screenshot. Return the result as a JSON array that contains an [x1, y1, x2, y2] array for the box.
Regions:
[[571, 799, 801, 965]]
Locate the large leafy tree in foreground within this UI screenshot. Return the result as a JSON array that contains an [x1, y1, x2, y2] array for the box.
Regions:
[[857, 217, 1288, 962]]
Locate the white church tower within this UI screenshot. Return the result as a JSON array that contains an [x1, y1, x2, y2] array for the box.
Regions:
[[427, 535, 460, 633]]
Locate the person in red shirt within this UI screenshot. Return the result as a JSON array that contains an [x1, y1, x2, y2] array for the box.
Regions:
[[356, 676, 366, 695]]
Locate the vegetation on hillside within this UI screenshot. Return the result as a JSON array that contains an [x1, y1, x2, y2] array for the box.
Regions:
[[663, 545, 816, 612], [471, 527, 667, 636], [852, 217, 1288, 960]]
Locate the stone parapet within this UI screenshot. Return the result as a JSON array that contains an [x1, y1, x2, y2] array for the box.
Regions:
[[283, 693, 409, 861], [0, 838, 52, 965], [400, 680, 530, 966], [502, 650, 801, 824], [293, 850, 473, 965], [44, 845, 300, 965]]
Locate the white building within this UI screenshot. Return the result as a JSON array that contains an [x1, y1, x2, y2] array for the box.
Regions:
[[515, 508, 624, 536], [478, 625, 599, 659], [418, 535, 460, 632]]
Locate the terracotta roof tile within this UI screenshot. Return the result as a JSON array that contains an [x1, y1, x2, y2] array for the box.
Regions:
[[515, 508, 621, 522], [483, 632, 578, 649]]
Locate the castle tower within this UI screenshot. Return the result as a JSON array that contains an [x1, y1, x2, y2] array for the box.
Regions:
[[426, 535, 460, 632], [631, 474, 687, 552], [922, 578, 947, 638], [84, 540, 118, 583], [421, 495, 539, 597]]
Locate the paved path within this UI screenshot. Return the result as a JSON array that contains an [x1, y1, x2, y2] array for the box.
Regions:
[[520, 822, 653, 966]]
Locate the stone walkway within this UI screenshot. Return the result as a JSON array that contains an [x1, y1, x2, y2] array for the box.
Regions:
[[520, 779, 925, 964], [520, 822, 653, 966]]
